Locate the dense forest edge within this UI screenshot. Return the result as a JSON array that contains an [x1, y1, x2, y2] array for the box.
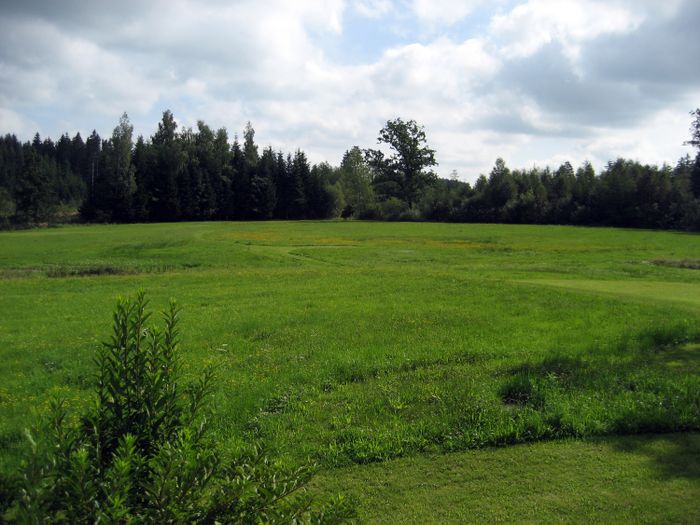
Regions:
[[1, 109, 699, 230]]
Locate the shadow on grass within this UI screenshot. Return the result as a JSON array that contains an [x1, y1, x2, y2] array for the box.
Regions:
[[255, 324, 700, 468], [609, 433, 700, 480], [497, 324, 700, 441]]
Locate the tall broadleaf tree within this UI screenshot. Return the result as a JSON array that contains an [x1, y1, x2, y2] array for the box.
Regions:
[[339, 146, 375, 218], [365, 118, 437, 208], [106, 113, 137, 221], [686, 109, 700, 198]]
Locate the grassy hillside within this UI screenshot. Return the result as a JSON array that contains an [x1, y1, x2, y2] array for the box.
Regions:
[[1, 221, 699, 520]]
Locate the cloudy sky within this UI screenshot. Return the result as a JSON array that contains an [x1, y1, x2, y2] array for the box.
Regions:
[[1, 0, 698, 181]]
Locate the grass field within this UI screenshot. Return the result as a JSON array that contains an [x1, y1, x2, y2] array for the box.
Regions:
[[1, 221, 699, 521]]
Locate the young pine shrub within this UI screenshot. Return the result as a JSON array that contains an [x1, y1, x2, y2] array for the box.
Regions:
[[9, 292, 354, 523]]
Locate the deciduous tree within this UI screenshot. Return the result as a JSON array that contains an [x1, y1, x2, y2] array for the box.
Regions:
[[365, 118, 437, 208]]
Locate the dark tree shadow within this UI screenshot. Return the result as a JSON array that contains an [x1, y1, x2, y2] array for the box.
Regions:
[[609, 432, 700, 480]]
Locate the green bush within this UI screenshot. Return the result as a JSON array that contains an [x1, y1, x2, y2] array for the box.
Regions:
[[377, 198, 409, 221], [6, 293, 354, 523]]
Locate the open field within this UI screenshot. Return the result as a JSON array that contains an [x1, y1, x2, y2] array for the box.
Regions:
[[1, 221, 699, 520]]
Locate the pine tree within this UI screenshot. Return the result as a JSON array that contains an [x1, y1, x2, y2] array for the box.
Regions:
[[289, 151, 308, 218], [15, 148, 57, 223], [230, 135, 250, 219], [250, 147, 277, 219], [150, 110, 183, 221], [193, 121, 218, 219], [212, 127, 232, 219], [131, 135, 152, 222]]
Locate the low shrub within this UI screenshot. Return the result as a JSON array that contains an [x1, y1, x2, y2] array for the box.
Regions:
[[5, 293, 354, 523]]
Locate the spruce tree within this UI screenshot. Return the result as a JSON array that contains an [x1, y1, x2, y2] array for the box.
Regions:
[[150, 110, 183, 221], [230, 135, 250, 219]]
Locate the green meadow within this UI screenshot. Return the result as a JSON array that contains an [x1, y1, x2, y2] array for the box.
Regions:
[[1, 221, 699, 521]]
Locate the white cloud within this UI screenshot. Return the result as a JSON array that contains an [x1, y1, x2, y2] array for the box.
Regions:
[[372, 38, 499, 100], [582, 104, 699, 168], [412, 0, 484, 27], [0, 17, 160, 116], [0, 0, 698, 182], [0, 107, 40, 138], [489, 0, 642, 60], [353, 0, 393, 19]]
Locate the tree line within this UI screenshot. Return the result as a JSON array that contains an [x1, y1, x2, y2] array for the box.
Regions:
[[0, 111, 336, 224], [1, 109, 699, 231], [417, 155, 700, 230]]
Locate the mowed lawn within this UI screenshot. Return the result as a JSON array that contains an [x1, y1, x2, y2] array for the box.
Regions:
[[1, 221, 699, 521]]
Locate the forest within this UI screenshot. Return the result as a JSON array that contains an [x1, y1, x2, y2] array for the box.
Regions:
[[1, 109, 699, 230]]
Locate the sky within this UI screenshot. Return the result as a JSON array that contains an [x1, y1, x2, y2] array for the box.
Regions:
[[0, 0, 699, 181]]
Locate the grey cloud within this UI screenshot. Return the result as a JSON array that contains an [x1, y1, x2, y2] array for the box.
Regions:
[[496, 43, 651, 127], [483, 0, 700, 136], [0, 1, 279, 84], [477, 110, 591, 138], [0, 0, 161, 48], [585, 0, 700, 88]]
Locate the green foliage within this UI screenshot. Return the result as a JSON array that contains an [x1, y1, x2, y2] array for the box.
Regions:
[[338, 147, 375, 219], [5, 109, 700, 229], [0, 133, 85, 226], [377, 197, 410, 221], [685, 108, 700, 150], [106, 113, 137, 222], [0, 187, 16, 225], [365, 118, 437, 209], [6, 293, 354, 523], [453, 155, 700, 230], [13, 149, 59, 223]]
